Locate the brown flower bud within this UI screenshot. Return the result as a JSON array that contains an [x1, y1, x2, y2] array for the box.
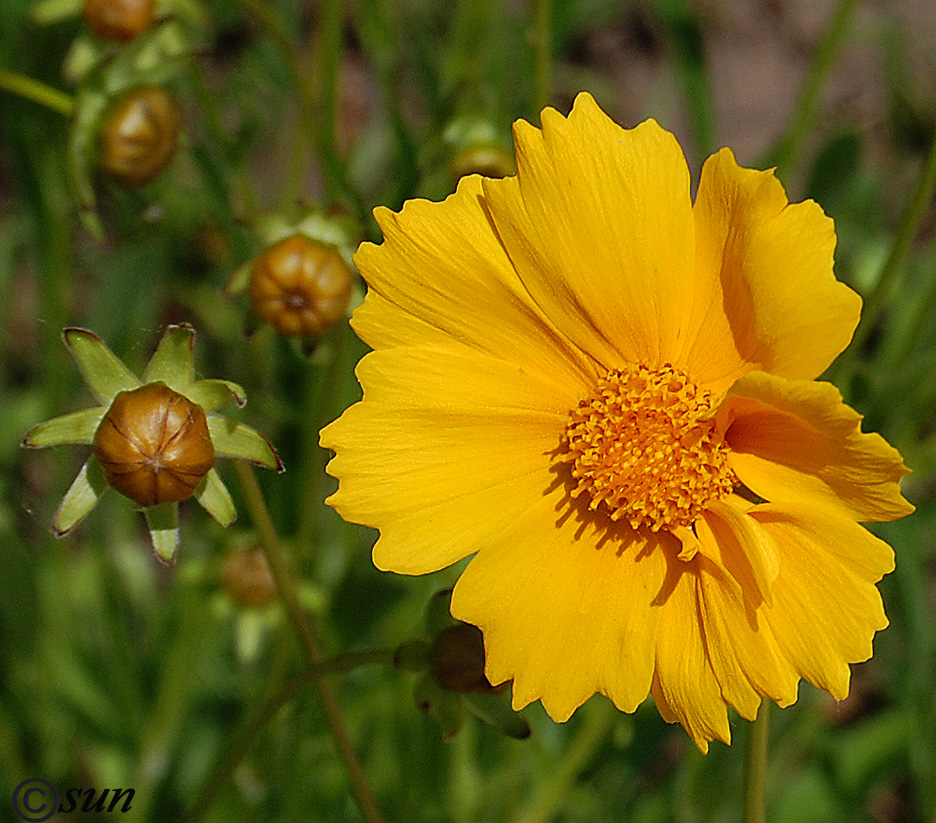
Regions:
[[93, 382, 215, 507], [99, 86, 181, 187], [82, 0, 155, 42], [221, 548, 278, 607], [429, 623, 500, 694], [248, 235, 353, 337]]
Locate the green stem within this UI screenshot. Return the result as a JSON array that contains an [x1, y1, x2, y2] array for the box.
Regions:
[[516, 698, 615, 823], [232, 461, 386, 823], [532, 0, 552, 114], [765, 0, 857, 178], [313, 0, 344, 206], [185, 649, 392, 823], [0, 70, 74, 117], [743, 699, 770, 823]]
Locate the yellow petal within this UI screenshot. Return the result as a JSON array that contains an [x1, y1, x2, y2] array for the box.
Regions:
[[695, 508, 800, 718], [321, 345, 575, 574], [701, 495, 779, 607], [751, 504, 893, 699], [352, 174, 596, 386], [480, 92, 696, 369], [716, 371, 914, 522], [649, 555, 731, 752], [450, 489, 668, 720], [689, 148, 862, 392]]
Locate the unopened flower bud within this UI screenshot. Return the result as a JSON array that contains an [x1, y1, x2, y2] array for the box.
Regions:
[[82, 0, 155, 42], [93, 382, 215, 507], [99, 86, 181, 187], [222, 548, 278, 607], [248, 235, 353, 337], [429, 623, 498, 694]]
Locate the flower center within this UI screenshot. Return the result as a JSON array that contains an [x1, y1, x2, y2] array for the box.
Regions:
[[559, 363, 736, 532]]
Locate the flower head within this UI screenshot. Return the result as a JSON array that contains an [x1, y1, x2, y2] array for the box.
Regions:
[[24, 325, 282, 564], [320, 93, 914, 751]]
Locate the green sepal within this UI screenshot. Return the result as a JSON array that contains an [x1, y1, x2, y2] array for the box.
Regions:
[[253, 213, 293, 245], [295, 211, 362, 258], [23, 406, 106, 448], [413, 674, 465, 741], [186, 379, 246, 412], [145, 502, 180, 564], [29, 0, 82, 25], [223, 261, 252, 297], [116, 19, 191, 87], [143, 323, 195, 388], [194, 469, 236, 527], [64, 36, 111, 87], [53, 457, 108, 536], [164, 0, 211, 27], [64, 328, 140, 405], [208, 418, 283, 472], [462, 692, 531, 740]]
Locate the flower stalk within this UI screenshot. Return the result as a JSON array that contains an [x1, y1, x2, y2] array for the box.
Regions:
[[185, 649, 392, 823], [743, 699, 770, 823], [0, 70, 75, 116], [231, 461, 385, 823]]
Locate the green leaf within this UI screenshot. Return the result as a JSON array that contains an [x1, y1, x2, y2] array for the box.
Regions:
[[142, 324, 195, 388], [23, 407, 106, 448], [64, 328, 140, 405], [53, 458, 108, 536], [194, 469, 236, 527], [208, 418, 283, 471], [186, 379, 246, 412], [145, 502, 180, 565]]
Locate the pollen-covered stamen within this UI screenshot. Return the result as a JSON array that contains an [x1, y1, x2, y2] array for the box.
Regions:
[[559, 364, 736, 532]]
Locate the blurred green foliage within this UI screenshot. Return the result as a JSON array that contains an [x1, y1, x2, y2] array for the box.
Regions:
[[1, 0, 935, 821]]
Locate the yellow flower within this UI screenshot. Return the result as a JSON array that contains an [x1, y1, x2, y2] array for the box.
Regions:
[[320, 92, 914, 751]]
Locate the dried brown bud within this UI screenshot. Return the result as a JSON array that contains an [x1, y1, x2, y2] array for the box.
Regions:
[[82, 0, 156, 42], [221, 548, 278, 607], [99, 86, 181, 187], [248, 235, 353, 337], [429, 624, 500, 694], [93, 382, 215, 507]]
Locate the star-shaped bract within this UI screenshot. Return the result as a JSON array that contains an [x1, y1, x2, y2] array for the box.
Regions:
[[23, 324, 282, 563]]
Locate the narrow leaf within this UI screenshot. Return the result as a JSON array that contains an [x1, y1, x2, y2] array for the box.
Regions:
[[194, 469, 236, 527], [23, 407, 106, 448], [53, 458, 108, 536], [64, 328, 140, 405]]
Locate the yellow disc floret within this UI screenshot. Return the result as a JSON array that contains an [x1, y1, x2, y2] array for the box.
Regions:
[[560, 364, 736, 532]]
